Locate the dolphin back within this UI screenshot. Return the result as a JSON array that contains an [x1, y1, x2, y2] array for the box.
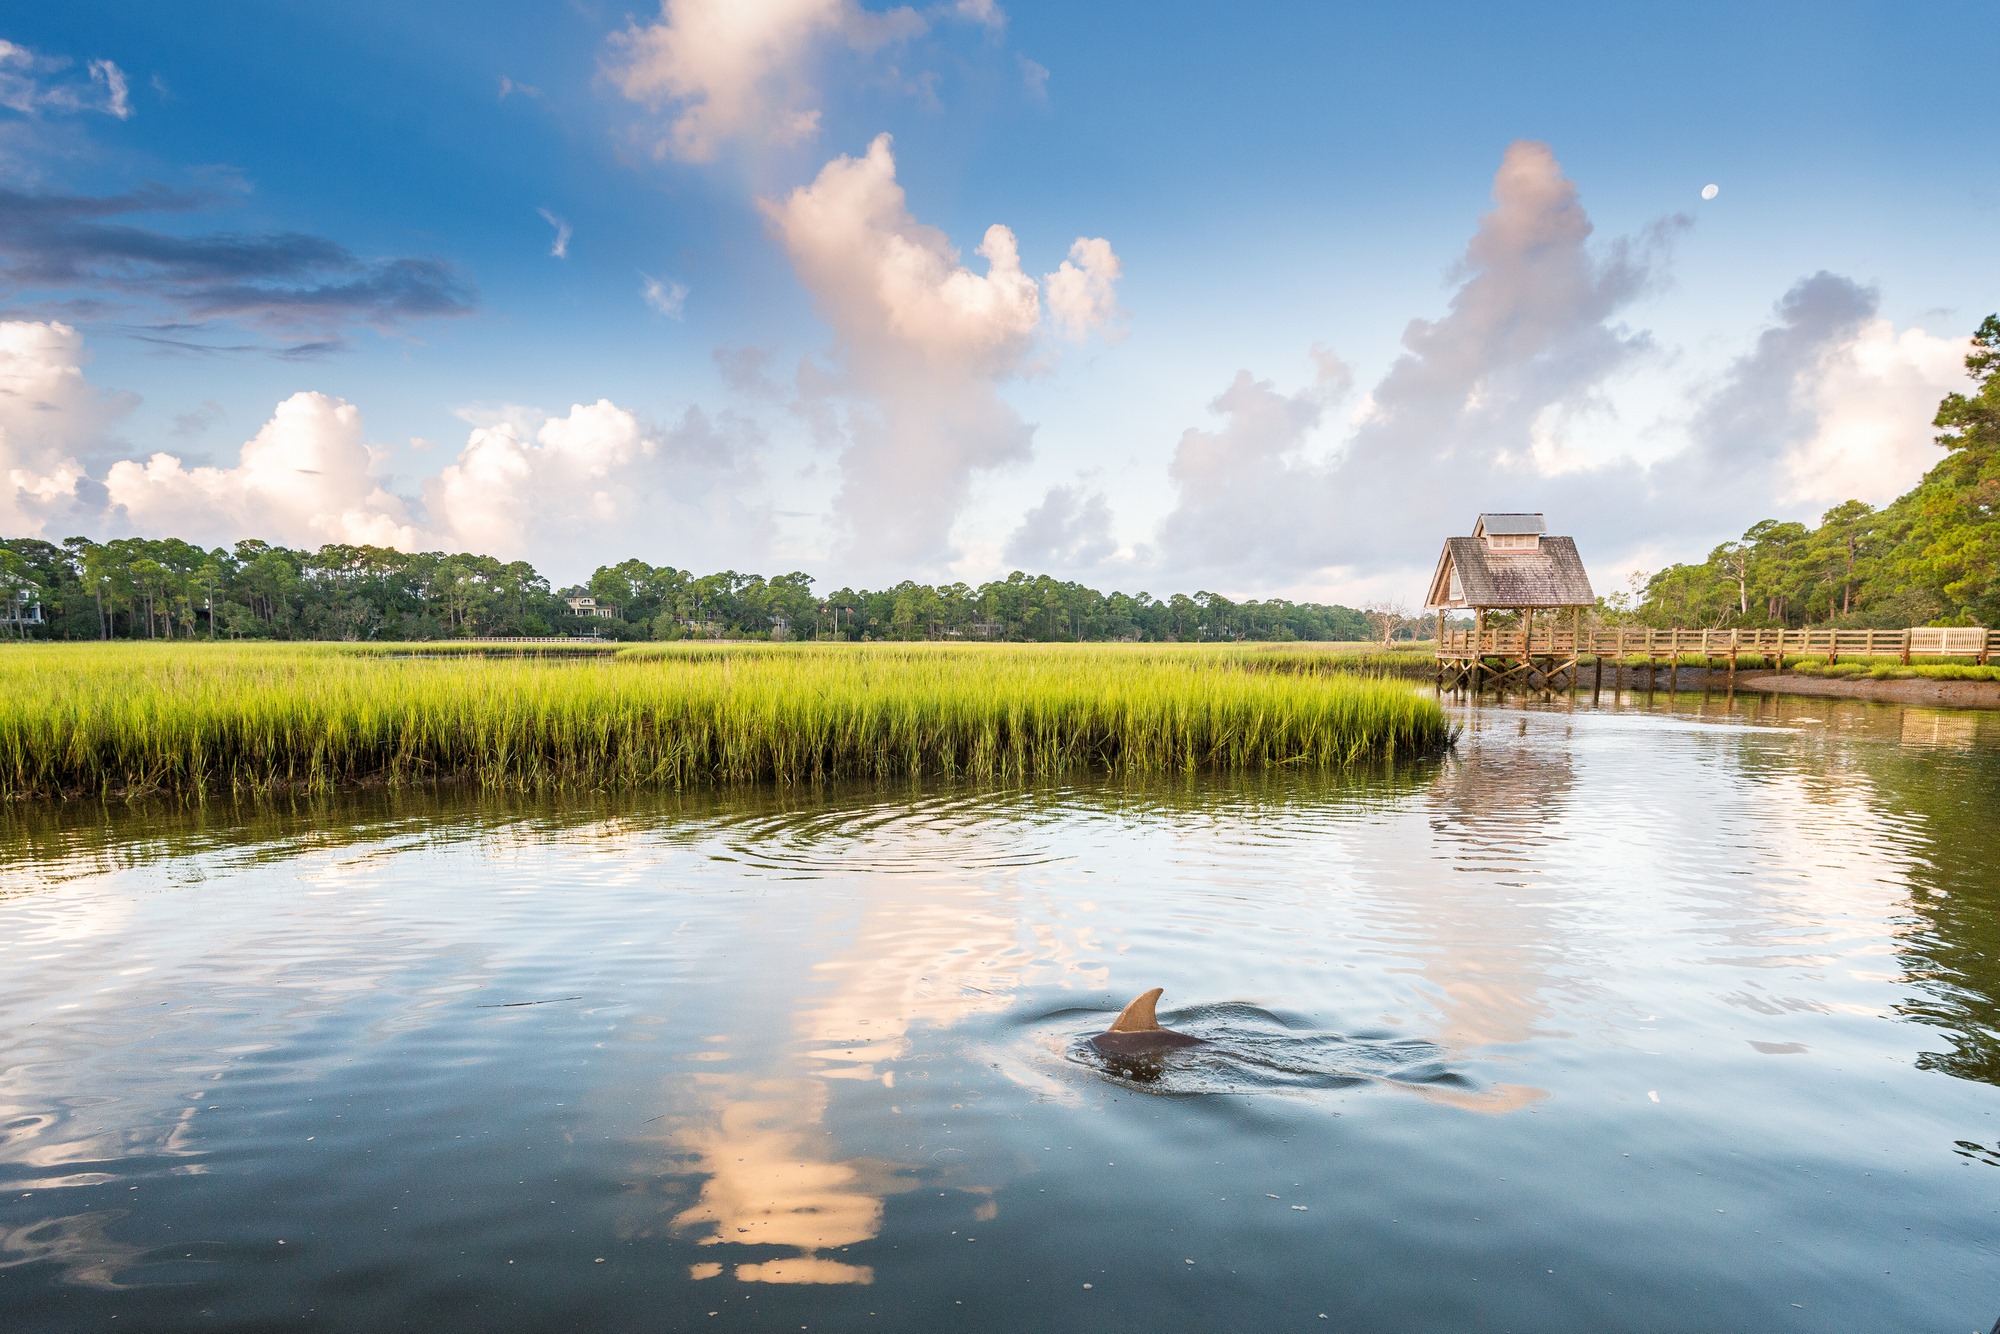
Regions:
[[1089, 1028, 1206, 1057], [1090, 988, 1208, 1058]]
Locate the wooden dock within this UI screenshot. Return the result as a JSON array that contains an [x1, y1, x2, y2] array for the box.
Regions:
[[1436, 625, 1994, 692]]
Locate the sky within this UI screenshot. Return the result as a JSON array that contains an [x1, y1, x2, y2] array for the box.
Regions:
[[2, 0, 1995, 603]]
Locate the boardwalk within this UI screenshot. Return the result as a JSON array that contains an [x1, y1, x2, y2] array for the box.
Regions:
[[1436, 624, 1994, 691]]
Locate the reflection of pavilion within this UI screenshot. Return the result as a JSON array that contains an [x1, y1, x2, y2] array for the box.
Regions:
[[1391, 731, 1585, 1050]]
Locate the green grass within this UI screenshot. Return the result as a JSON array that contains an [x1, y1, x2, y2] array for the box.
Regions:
[[1786, 659, 2000, 682], [0, 642, 1451, 799]]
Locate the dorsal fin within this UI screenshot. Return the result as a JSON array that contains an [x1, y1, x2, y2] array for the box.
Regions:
[[1107, 987, 1165, 1033]]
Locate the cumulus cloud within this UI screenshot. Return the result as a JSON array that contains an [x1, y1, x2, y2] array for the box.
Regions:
[[763, 133, 1120, 568], [1154, 141, 1973, 597], [1158, 140, 1674, 584], [91, 394, 772, 574], [0, 320, 130, 536], [0, 320, 772, 577], [1674, 272, 1969, 513], [0, 41, 131, 119], [104, 392, 419, 550], [425, 399, 771, 572], [1159, 350, 1351, 572], [1782, 320, 1969, 508], [1003, 483, 1116, 570], [605, 0, 926, 162], [1675, 271, 1877, 497], [1043, 237, 1121, 338], [0, 184, 476, 339]]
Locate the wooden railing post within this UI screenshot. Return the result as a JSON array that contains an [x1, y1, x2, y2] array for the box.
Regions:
[[1472, 607, 1485, 691]]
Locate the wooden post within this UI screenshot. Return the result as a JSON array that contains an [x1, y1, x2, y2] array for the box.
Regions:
[[1900, 628, 1911, 666], [1570, 606, 1583, 692], [1434, 609, 1445, 689], [1522, 606, 1534, 690], [1471, 607, 1485, 692]]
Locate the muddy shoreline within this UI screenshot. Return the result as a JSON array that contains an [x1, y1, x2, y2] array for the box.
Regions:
[[1558, 664, 2000, 710], [1730, 671, 2000, 709]]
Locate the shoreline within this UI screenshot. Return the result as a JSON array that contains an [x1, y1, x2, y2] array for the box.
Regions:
[[1731, 671, 2000, 709], [1563, 664, 2000, 710]]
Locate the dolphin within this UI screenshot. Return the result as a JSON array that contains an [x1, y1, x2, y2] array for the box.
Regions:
[[1087, 988, 1207, 1058]]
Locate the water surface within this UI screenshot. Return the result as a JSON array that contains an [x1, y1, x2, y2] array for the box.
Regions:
[[3, 691, 1998, 1331]]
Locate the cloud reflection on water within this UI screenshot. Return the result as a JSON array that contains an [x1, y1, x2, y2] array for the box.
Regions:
[[663, 1077, 897, 1285]]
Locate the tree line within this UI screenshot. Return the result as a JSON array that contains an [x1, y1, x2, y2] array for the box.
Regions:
[[1626, 315, 1999, 630], [0, 538, 1385, 644], [24, 312, 1984, 645]]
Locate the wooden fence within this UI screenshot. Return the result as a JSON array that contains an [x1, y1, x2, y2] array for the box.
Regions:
[[1437, 625, 1992, 666]]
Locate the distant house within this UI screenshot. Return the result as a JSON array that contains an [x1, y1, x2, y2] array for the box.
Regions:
[[565, 595, 619, 619], [1, 591, 43, 630], [1425, 513, 1594, 616]]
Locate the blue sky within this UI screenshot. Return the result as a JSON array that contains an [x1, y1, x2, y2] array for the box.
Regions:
[[3, 1, 1995, 598]]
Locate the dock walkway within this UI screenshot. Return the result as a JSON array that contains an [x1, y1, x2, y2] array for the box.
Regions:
[[1436, 625, 1993, 691]]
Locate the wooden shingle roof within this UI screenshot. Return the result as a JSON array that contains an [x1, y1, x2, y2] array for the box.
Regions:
[[1425, 535, 1595, 610]]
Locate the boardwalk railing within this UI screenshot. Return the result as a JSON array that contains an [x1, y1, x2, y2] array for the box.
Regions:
[[407, 636, 616, 647], [1438, 625, 1992, 666]]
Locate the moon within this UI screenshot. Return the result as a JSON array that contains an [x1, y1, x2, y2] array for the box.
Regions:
[[1701, 183, 1720, 201]]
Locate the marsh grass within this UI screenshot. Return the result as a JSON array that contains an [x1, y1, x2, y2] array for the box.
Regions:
[[1787, 658, 2000, 682], [0, 642, 1450, 799]]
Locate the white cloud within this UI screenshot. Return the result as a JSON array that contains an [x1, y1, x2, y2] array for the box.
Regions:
[[424, 399, 771, 575], [105, 392, 419, 550], [641, 273, 689, 317], [1150, 145, 1973, 598], [1003, 483, 1115, 571], [1781, 319, 1968, 509], [1158, 351, 1350, 572], [948, 0, 1005, 30], [1043, 236, 1122, 338], [1157, 140, 1673, 585], [604, 0, 926, 162], [1657, 272, 1970, 535], [763, 132, 1120, 568], [538, 208, 572, 259], [0, 320, 130, 537], [0, 41, 132, 119], [88, 59, 130, 119], [0, 322, 772, 577]]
